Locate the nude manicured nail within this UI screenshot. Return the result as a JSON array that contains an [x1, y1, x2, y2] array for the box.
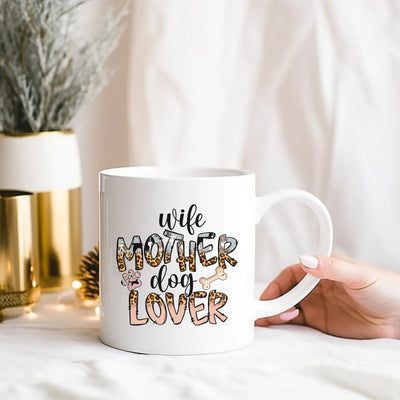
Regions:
[[279, 309, 299, 321], [300, 254, 319, 269]]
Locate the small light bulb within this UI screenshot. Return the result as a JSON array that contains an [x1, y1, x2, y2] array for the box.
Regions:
[[72, 280, 82, 290], [25, 307, 37, 319]]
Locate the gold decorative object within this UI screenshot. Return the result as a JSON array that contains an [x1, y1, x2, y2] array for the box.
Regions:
[[0, 131, 82, 291], [37, 188, 82, 291], [76, 244, 99, 301], [0, 191, 40, 317]]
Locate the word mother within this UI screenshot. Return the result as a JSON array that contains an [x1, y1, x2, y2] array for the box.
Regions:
[[116, 230, 238, 273]]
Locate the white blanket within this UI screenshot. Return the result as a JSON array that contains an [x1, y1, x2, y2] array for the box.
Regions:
[[1, 291, 399, 400]]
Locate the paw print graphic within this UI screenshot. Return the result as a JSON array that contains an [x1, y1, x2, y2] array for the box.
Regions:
[[121, 269, 142, 290]]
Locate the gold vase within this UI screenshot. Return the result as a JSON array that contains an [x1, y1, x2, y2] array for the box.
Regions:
[[0, 191, 40, 315], [0, 131, 82, 291], [36, 188, 81, 290]]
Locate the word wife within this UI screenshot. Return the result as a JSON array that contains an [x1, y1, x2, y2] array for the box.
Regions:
[[159, 204, 206, 235]]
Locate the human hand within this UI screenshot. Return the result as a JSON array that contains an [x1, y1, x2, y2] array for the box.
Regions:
[[255, 254, 400, 339]]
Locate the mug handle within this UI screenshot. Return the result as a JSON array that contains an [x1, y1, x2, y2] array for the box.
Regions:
[[253, 189, 333, 319]]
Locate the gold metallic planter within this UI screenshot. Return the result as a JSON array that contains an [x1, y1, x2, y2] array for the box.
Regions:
[[0, 191, 40, 314], [36, 188, 81, 290], [0, 131, 82, 291]]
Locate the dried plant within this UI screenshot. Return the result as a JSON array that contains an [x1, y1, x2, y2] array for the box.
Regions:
[[0, 0, 128, 134]]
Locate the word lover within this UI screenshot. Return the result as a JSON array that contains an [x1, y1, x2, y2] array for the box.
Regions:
[[129, 289, 228, 326]]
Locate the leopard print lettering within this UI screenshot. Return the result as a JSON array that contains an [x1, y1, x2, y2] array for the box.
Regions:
[[198, 250, 217, 267], [218, 234, 238, 269], [176, 240, 196, 272], [208, 290, 228, 323], [145, 292, 167, 325], [117, 237, 135, 272], [129, 290, 148, 325], [144, 234, 164, 267], [163, 230, 184, 264], [188, 291, 208, 326], [116, 236, 143, 272], [129, 290, 138, 306], [197, 232, 217, 267], [165, 292, 187, 325], [135, 248, 143, 270]]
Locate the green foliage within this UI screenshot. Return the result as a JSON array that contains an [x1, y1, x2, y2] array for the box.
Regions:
[[0, 0, 127, 134]]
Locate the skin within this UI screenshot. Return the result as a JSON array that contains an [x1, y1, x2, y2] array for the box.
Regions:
[[255, 254, 400, 339]]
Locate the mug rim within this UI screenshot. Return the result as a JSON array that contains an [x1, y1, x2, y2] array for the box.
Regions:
[[99, 166, 254, 180]]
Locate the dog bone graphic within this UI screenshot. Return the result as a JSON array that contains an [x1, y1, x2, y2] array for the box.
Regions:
[[199, 267, 227, 290]]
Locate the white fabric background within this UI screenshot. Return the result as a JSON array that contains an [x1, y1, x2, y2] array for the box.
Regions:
[[76, 0, 400, 281]]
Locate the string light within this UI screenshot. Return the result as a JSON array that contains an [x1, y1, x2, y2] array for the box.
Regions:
[[25, 306, 37, 319], [72, 280, 82, 290]]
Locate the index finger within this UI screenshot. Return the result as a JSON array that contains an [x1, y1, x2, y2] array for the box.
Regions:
[[255, 263, 307, 327], [259, 263, 306, 300]]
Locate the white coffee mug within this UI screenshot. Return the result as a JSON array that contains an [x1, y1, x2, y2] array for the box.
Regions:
[[99, 167, 333, 355]]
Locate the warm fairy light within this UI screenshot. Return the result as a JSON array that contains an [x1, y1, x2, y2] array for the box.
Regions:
[[32, 280, 37, 288], [85, 305, 100, 321], [72, 280, 82, 290], [25, 306, 37, 319]]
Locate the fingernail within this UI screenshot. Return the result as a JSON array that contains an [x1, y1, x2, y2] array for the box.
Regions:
[[300, 254, 319, 269], [279, 308, 299, 321]]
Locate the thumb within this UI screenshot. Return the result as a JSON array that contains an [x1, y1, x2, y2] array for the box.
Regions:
[[299, 254, 378, 290]]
